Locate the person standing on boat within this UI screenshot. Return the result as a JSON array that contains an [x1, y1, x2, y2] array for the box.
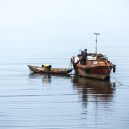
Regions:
[[81, 49, 87, 65]]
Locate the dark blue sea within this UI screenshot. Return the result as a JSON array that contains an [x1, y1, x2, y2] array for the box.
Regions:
[[0, 43, 129, 129]]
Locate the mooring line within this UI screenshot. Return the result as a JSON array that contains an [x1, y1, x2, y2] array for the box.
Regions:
[[112, 75, 124, 86], [111, 74, 129, 87], [104, 61, 125, 86]]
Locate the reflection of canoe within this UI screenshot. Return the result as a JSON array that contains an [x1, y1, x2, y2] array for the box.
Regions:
[[28, 65, 73, 74], [29, 73, 71, 85]]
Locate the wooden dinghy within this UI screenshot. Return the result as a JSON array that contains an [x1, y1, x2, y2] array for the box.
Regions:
[[28, 65, 73, 74]]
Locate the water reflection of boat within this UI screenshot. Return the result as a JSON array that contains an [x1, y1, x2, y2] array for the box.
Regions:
[[72, 76, 116, 104], [29, 73, 71, 84]]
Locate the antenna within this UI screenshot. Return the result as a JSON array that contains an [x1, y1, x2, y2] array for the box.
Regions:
[[93, 33, 100, 54]]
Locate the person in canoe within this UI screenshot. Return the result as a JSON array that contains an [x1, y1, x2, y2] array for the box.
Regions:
[[42, 64, 52, 71]]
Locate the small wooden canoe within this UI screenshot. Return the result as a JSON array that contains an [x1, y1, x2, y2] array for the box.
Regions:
[[28, 65, 73, 74]]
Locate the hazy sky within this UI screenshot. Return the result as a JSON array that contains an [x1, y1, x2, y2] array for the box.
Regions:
[[0, 0, 129, 49]]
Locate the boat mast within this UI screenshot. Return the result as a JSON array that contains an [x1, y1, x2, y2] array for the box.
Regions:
[[93, 33, 100, 54]]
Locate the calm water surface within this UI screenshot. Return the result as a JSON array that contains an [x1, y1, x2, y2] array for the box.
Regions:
[[0, 46, 129, 129]]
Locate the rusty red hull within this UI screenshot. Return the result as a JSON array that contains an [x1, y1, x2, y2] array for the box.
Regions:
[[76, 66, 113, 80], [86, 66, 112, 75]]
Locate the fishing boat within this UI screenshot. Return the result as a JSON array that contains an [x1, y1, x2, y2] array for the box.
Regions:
[[71, 33, 116, 80], [28, 65, 73, 74], [71, 54, 115, 80]]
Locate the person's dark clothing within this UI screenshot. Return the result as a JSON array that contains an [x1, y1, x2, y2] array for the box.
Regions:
[[81, 50, 87, 65]]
